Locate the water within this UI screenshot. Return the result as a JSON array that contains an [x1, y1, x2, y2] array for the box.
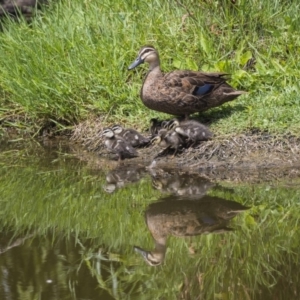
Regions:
[[0, 139, 299, 299]]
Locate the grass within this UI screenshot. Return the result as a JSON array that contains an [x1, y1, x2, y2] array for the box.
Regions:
[[0, 0, 300, 135]]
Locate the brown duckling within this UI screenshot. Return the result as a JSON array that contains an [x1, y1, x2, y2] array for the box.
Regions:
[[102, 128, 138, 160], [150, 118, 172, 136], [112, 124, 150, 147], [128, 46, 245, 119], [151, 128, 184, 157], [150, 118, 162, 136], [169, 119, 213, 145]]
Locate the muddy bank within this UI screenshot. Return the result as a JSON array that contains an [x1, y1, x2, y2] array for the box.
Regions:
[[70, 118, 300, 182], [2, 117, 300, 183]]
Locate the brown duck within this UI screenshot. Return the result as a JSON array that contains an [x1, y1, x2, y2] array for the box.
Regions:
[[128, 46, 246, 118]]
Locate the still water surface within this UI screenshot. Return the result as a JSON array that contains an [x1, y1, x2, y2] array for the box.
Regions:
[[0, 139, 299, 299]]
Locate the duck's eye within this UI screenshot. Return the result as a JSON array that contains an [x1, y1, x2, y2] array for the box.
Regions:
[[141, 48, 153, 55]]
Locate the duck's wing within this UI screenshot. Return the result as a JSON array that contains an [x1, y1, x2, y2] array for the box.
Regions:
[[163, 70, 229, 96]]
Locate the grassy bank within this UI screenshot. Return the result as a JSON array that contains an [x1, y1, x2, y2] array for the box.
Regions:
[[0, 0, 300, 136]]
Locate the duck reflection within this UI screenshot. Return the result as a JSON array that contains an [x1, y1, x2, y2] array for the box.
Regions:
[[134, 195, 249, 266], [150, 170, 215, 197], [103, 164, 146, 193]]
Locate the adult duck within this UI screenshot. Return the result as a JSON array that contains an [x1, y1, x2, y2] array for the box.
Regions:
[[128, 46, 245, 119]]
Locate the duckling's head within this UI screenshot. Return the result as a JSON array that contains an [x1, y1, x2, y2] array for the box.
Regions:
[[152, 178, 163, 190], [150, 118, 162, 135], [128, 46, 160, 70], [150, 118, 159, 127], [151, 135, 162, 145], [167, 119, 180, 130], [161, 120, 171, 129], [102, 128, 114, 138], [111, 124, 123, 135]]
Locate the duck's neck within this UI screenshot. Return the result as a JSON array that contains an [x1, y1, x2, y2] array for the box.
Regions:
[[141, 65, 163, 102], [144, 65, 163, 85], [149, 58, 160, 71]]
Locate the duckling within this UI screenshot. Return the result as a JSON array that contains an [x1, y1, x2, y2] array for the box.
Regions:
[[169, 119, 213, 146], [151, 128, 184, 157], [150, 118, 162, 136], [149, 118, 172, 136], [128, 46, 246, 119], [102, 128, 138, 161], [112, 124, 150, 147]]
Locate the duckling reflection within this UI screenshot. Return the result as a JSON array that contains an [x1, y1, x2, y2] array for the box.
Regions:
[[103, 164, 146, 193], [151, 171, 215, 197], [134, 195, 249, 266]]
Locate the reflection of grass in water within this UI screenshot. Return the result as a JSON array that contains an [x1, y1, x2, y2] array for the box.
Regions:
[[0, 153, 300, 299], [82, 186, 300, 299], [0, 150, 158, 240]]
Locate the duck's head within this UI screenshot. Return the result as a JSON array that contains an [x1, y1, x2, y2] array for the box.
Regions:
[[111, 124, 123, 135], [128, 46, 160, 70], [102, 128, 114, 138]]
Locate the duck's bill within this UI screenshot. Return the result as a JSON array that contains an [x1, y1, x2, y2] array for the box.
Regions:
[[128, 56, 144, 70], [133, 246, 148, 259]]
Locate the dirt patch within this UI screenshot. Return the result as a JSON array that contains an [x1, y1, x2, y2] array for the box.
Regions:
[[70, 117, 300, 182]]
